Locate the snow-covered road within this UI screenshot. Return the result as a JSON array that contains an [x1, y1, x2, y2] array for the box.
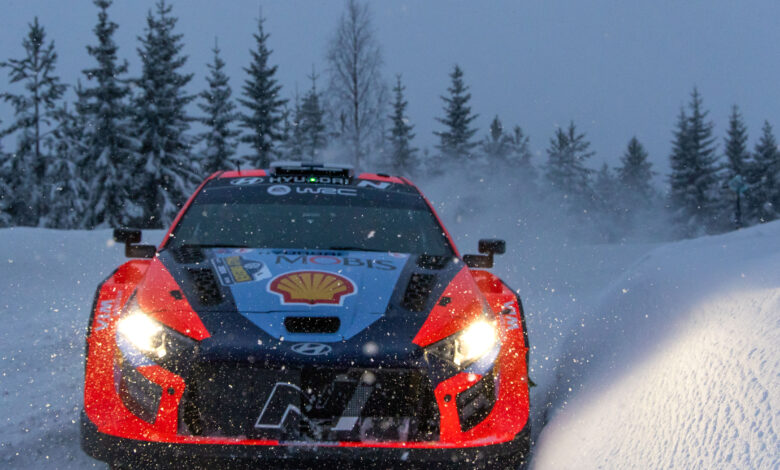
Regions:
[[1, 216, 777, 468]]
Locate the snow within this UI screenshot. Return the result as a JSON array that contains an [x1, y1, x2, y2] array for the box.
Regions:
[[1, 214, 778, 468]]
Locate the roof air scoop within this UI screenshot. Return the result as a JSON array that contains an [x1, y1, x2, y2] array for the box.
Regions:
[[270, 161, 355, 179]]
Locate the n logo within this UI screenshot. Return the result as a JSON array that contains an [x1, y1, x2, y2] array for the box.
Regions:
[[254, 382, 311, 430]]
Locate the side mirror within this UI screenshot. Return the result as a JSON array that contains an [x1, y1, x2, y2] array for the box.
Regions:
[[126, 244, 156, 258], [463, 238, 506, 269], [113, 228, 141, 244], [114, 228, 156, 259], [478, 239, 506, 255]]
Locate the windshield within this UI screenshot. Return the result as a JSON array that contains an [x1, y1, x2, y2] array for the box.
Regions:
[[168, 184, 453, 256]]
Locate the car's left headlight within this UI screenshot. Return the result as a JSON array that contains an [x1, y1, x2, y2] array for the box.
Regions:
[[425, 319, 499, 369], [116, 296, 171, 359]]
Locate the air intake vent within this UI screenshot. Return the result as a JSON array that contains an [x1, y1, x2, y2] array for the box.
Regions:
[[402, 273, 436, 312], [187, 268, 223, 305], [284, 316, 341, 334], [416, 255, 449, 270], [173, 245, 205, 264]]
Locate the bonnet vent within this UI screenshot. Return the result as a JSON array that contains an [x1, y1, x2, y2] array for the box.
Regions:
[[187, 268, 223, 306], [284, 317, 341, 334], [173, 245, 205, 264], [402, 273, 437, 312]]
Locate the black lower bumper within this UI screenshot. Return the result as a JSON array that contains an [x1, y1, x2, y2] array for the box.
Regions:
[[81, 410, 529, 469]]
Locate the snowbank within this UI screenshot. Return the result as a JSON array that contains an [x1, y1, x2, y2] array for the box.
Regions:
[[530, 222, 779, 469]]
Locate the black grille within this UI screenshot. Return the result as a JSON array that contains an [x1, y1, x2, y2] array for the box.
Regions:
[[172, 245, 205, 264], [187, 268, 223, 305], [180, 365, 439, 442], [402, 273, 437, 311], [456, 367, 497, 432], [284, 316, 340, 334]]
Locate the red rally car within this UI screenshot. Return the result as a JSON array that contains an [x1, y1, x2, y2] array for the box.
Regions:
[[81, 163, 531, 469]]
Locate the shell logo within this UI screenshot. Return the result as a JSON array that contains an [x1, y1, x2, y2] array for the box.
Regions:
[[268, 271, 356, 306]]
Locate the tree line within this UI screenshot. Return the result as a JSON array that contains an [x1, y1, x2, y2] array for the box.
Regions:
[[0, 0, 778, 239]]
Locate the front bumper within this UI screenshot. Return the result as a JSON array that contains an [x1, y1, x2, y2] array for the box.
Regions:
[[81, 408, 530, 468]]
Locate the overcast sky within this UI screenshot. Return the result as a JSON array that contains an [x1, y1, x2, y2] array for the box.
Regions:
[[2, 0, 779, 175]]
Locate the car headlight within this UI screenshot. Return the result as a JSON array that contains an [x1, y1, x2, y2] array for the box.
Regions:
[[425, 319, 499, 368], [116, 297, 168, 359]]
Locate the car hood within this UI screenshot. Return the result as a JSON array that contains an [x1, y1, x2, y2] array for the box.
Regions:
[[138, 247, 469, 362]]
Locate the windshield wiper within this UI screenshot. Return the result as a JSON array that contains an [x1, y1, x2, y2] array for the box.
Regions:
[[178, 243, 251, 249]]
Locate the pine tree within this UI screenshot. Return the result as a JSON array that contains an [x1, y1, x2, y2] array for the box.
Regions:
[[721, 105, 750, 228], [617, 136, 654, 202], [279, 94, 304, 162], [480, 116, 510, 166], [434, 65, 478, 164], [544, 121, 595, 203], [0, 17, 67, 226], [0, 121, 11, 227], [506, 125, 537, 182], [197, 39, 239, 174], [133, 0, 197, 228], [298, 69, 327, 161], [44, 94, 89, 228], [80, 0, 139, 229], [668, 88, 721, 236], [746, 121, 779, 223], [239, 15, 287, 168], [387, 74, 417, 175]]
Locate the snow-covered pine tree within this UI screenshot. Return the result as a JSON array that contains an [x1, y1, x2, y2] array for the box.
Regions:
[[0, 17, 67, 226], [80, 0, 139, 229], [298, 68, 327, 162], [544, 121, 595, 204], [617, 136, 655, 203], [434, 65, 478, 165], [279, 94, 304, 162], [0, 121, 11, 227], [387, 74, 417, 175], [746, 121, 779, 223], [44, 93, 89, 229], [506, 125, 537, 183], [197, 39, 240, 175], [132, 0, 197, 228], [668, 88, 721, 237], [239, 15, 287, 168], [593, 162, 625, 241], [480, 116, 510, 167], [721, 105, 750, 228]]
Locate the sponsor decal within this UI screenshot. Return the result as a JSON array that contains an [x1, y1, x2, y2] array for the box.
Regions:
[[230, 177, 264, 185], [290, 342, 333, 356], [213, 256, 271, 285], [356, 180, 390, 189], [275, 255, 397, 270], [501, 300, 520, 331], [295, 187, 357, 197], [269, 175, 349, 185], [267, 184, 292, 196], [268, 270, 356, 306], [93, 289, 124, 332]]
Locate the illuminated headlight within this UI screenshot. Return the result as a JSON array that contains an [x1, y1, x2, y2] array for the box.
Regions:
[[425, 319, 499, 368], [116, 298, 167, 359]]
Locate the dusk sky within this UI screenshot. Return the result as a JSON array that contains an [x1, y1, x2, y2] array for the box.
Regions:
[[2, 0, 779, 178]]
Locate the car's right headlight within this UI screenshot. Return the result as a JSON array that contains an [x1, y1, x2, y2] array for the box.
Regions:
[[425, 319, 499, 369]]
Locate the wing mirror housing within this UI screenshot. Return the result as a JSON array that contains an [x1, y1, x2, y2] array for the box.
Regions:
[[463, 238, 506, 269], [113, 228, 156, 259]]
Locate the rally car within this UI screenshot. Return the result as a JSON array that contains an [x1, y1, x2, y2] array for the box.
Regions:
[[81, 163, 531, 469]]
